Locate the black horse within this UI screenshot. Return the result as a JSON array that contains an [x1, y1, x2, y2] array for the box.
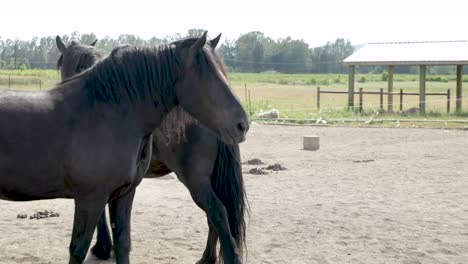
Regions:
[[56, 36, 248, 264], [0, 32, 248, 264]]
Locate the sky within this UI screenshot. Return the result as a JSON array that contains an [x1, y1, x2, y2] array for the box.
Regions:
[[1, 0, 467, 47]]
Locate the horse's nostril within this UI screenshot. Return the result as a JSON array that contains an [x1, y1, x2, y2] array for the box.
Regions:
[[237, 121, 249, 134], [237, 122, 245, 133]]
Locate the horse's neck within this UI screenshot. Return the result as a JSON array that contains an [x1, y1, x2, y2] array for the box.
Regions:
[[99, 88, 179, 134]]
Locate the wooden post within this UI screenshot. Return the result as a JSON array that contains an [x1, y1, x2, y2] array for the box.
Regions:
[[348, 65, 355, 110], [8, 74, 11, 88], [248, 89, 252, 118], [387, 65, 394, 112], [39, 79, 42, 90], [316, 86, 321, 110], [419, 65, 426, 114], [379, 88, 384, 112], [400, 89, 403, 112], [244, 83, 248, 104], [456, 65, 463, 112], [447, 89, 451, 114], [359, 87, 363, 113]]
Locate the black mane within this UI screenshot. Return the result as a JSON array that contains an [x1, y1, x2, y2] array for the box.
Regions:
[[83, 44, 180, 111], [62, 38, 227, 112]]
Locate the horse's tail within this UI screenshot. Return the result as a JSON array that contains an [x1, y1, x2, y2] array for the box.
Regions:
[[211, 140, 248, 262]]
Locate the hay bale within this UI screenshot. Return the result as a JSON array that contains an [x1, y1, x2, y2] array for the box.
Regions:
[[303, 135, 320, 151]]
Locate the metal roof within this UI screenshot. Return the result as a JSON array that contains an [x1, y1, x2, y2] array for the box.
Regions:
[[343, 41, 468, 66]]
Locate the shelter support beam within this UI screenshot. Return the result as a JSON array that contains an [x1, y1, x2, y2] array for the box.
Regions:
[[348, 65, 355, 109], [387, 65, 394, 112], [456, 65, 463, 112]]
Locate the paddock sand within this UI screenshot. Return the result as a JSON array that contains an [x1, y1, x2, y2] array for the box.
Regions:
[[0, 124, 467, 264]]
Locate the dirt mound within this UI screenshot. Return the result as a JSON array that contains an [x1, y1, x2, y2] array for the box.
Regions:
[[264, 163, 287, 171], [17, 210, 61, 220], [244, 158, 265, 165], [247, 168, 269, 175], [353, 159, 375, 163]]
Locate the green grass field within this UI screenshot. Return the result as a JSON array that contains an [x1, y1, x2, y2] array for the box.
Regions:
[[228, 73, 467, 120], [1, 70, 467, 127], [0, 69, 59, 90]]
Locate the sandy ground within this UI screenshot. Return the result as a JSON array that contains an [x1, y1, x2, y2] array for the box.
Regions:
[[0, 124, 467, 264]]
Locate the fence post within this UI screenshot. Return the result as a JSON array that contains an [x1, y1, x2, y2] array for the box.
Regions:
[[359, 87, 363, 113], [8, 74, 11, 88], [244, 83, 248, 104], [400, 89, 403, 112], [248, 89, 252, 119], [39, 79, 42, 90], [447, 89, 451, 113], [316, 86, 320, 110], [379, 88, 384, 112]]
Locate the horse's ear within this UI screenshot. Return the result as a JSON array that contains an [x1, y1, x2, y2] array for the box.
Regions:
[[190, 31, 207, 55], [56, 35, 66, 53], [90, 39, 98, 46], [208, 33, 222, 49]]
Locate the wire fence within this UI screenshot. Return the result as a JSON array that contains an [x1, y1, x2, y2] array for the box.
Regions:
[[247, 98, 468, 114], [1, 74, 467, 124], [242, 83, 468, 122], [317, 87, 453, 113], [0, 74, 58, 90]]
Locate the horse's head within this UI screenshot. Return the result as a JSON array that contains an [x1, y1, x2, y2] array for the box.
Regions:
[[56, 36, 101, 80], [173, 32, 249, 144]]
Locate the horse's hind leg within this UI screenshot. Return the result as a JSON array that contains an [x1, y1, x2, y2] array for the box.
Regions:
[[108, 189, 136, 264], [187, 182, 241, 264], [91, 209, 113, 260], [196, 220, 219, 264], [69, 197, 107, 264]]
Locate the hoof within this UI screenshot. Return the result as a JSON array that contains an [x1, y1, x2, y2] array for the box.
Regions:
[[91, 242, 112, 260], [196, 256, 216, 264], [235, 259, 243, 264], [231, 256, 243, 264]]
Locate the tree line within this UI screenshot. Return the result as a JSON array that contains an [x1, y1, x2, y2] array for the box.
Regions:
[[218, 31, 353, 73], [1, 29, 464, 75], [0, 29, 354, 73]]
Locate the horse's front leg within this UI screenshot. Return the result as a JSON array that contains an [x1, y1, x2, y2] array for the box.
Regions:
[[69, 196, 107, 264], [196, 220, 219, 264], [187, 182, 241, 264], [109, 189, 136, 264], [91, 209, 113, 260]]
